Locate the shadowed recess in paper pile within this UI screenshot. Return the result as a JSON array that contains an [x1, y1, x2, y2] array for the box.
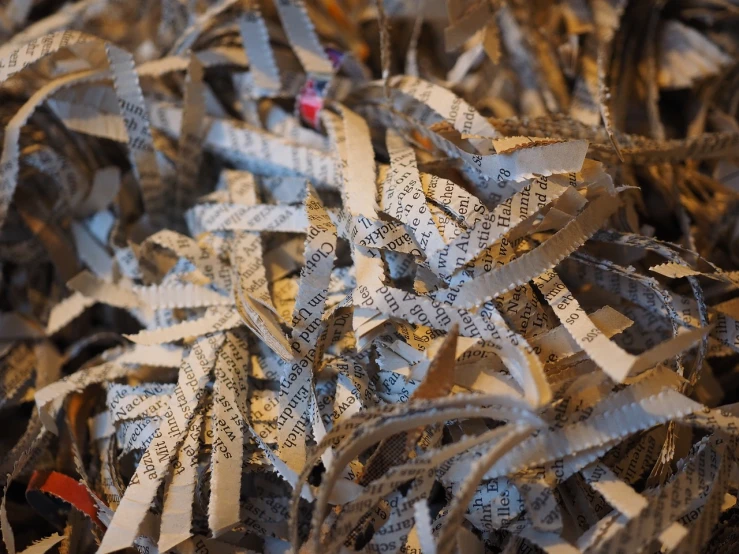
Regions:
[[1, 1, 739, 553]]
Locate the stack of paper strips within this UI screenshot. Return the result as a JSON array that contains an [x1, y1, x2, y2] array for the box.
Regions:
[[1, 1, 739, 553]]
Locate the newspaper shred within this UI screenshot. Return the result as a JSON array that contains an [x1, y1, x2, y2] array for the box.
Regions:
[[1, 1, 739, 554]]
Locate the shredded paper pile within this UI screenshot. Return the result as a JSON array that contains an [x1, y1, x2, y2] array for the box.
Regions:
[[3, 0, 739, 553]]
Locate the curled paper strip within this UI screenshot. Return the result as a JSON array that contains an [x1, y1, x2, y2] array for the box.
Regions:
[[0, 2, 738, 554]]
